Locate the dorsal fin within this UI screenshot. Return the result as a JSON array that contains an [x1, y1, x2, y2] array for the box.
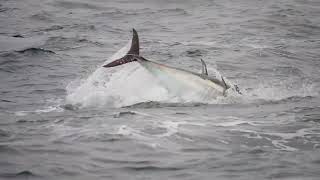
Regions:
[[127, 28, 139, 55], [200, 59, 208, 76]]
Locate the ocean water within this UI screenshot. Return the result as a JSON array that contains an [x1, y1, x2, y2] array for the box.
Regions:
[[1, 0, 320, 179]]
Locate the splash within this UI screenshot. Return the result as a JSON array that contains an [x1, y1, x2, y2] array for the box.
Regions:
[[66, 40, 170, 108], [65, 41, 239, 108]]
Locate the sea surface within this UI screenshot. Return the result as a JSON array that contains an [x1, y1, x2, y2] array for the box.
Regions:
[[1, 0, 320, 179]]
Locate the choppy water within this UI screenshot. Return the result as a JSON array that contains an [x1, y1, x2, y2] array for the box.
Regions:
[[1, 0, 320, 179]]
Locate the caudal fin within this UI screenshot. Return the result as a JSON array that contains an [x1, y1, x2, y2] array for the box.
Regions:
[[103, 28, 140, 68]]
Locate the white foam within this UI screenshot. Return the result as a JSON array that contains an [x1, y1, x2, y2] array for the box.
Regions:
[[112, 119, 207, 149], [14, 105, 63, 116]]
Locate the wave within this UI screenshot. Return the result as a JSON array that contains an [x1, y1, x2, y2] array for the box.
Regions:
[[122, 165, 183, 172], [0, 170, 38, 178], [0, 35, 47, 53], [0, 129, 11, 138], [16, 47, 55, 54], [43, 36, 103, 51], [52, 1, 104, 10]]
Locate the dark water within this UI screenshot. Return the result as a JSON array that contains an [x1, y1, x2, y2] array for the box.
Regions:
[[1, 0, 320, 179]]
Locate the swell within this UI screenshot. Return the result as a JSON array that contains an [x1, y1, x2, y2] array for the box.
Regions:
[[0, 170, 38, 179], [92, 158, 153, 165], [0, 47, 55, 61], [122, 165, 184, 172], [15, 47, 55, 54]]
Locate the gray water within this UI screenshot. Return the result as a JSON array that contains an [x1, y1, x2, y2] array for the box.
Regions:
[[1, 0, 320, 179]]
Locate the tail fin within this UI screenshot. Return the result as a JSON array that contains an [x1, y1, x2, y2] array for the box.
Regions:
[[103, 28, 140, 68]]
